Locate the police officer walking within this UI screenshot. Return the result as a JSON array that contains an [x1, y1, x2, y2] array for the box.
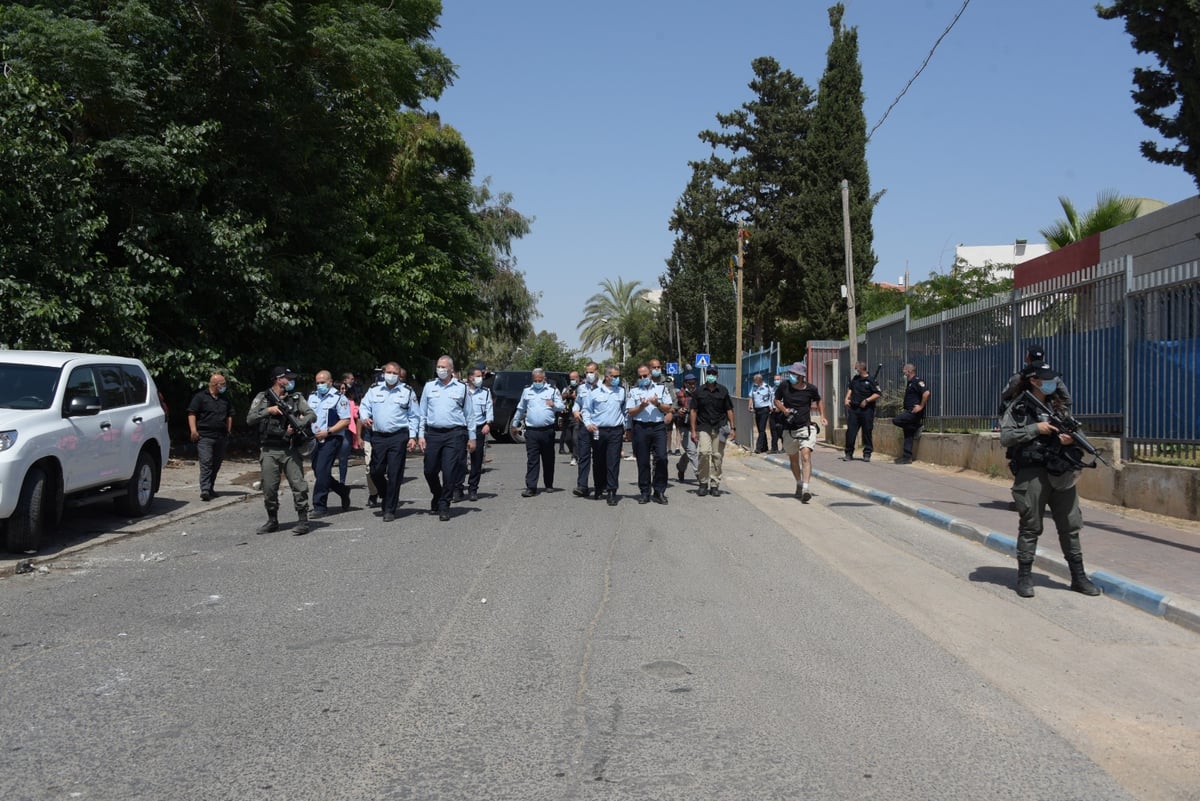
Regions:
[[628, 363, 672, 504], [512, 367, 565, 496], [456, 365, 493, 503], [1000, 362, 1100, 599], [892, 363, 930, 464], [307, 370, 353, 517], [747, 373, 774, 453], [359, 361, 418, 523], [246, 367, 317, 535], [581, 365, 628, 505], [842, 362, 881, 461], [418, 355, 475, 521], [186, 372, 233, 501], [571, 361, 600, 497]]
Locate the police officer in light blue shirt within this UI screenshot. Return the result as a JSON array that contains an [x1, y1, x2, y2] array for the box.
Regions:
[[359, 361, 419, 522], [513, 367, 565, 496], [581, 365, 629, 505], [455, 365, 494, 502], [307, 369, 353, 517], [572, 361, 601, 497], [748, 373, 775, 453], [627, 363, 672, 504], [418, 355, 475, 521]]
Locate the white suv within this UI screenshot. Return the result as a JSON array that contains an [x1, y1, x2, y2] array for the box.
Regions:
[[0, 351, 171, 553]]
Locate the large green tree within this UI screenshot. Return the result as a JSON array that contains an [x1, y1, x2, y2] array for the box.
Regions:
[[1098, 0, 1200, 190], [1038, 190, 1142, 249], [796, 2, 878, 342], [0, 1, 521, 409], [697, 57, 816, 352]]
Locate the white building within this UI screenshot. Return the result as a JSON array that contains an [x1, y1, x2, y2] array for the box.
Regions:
[[954, 241, 1051, 280]]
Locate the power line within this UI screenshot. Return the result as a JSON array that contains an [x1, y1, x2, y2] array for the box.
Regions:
[[866, 0, 972, 142]]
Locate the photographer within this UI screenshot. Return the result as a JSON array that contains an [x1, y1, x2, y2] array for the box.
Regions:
[[774, 361, 827, 504], [1000, 362, 1100, 599], [246, 366, 317, 535]]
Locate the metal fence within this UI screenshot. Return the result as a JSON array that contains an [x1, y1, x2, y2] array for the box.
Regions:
[[738, 342, 781, 396], [817, 255, 1200, 461]]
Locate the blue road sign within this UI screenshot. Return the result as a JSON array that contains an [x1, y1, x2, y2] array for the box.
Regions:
[[666, 362, 679, 375], [695, 353, 711, 368]]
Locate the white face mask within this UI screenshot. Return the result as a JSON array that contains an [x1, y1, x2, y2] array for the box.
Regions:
[[384, 373, 400, 386], [436, 367, 450, 380], [472, 376, 483, 388], [585, 372, 597, 384]]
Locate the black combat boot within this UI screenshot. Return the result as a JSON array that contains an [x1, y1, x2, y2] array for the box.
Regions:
[[293, 511, 310, 536], [1067, 555, 1100, 596], [1015, 560, 1034, 598], [256, 513, 278, 534]]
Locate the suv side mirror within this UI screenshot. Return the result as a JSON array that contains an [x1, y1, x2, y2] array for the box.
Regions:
[[66, 395, 103, 417]]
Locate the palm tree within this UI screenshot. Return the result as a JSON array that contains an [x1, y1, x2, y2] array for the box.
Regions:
[[578, 277, 651, 362], [1039, 190, 1142, 250]]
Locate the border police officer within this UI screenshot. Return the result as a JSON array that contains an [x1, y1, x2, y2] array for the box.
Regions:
[[843, 362, 881, 461], [247, 367, 317, 535]]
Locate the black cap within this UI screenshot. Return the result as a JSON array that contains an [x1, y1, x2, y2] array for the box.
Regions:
[[705, 365, 719, 375], [1026, 345, 1045, 362], [271, 366, 298, 381], [1021, 362, 1059, 380]]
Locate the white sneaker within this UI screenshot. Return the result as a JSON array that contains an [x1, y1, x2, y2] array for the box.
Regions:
[[569, 458, 577, 466], [623, 455, 635, 461]]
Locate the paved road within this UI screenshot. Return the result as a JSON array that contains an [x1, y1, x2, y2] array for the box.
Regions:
[[1, 444, 1195, 800]]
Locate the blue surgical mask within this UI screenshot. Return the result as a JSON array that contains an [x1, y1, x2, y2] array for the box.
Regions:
[[569, 380, 577, 387], [316, 383, 330, 396], [1040, 379, 1058, 395], [610, 377, 621, 388], [285, 380, 295, 392], [217, 386, 227, 394], [651, 369, 662, 379], [788, 374, 799, 384], [638, 378, 651, 389], [532, 381, 545, 391]]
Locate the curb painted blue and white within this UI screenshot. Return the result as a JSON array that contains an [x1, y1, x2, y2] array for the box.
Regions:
[[763, 455, 1200, 635]]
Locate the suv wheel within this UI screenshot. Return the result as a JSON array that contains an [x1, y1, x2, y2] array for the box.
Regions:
[[508, 417, 525, 445], [8, 467, 48, 553], [117, 450, 158, 517]]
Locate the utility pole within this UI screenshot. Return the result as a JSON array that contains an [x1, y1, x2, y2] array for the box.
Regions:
[[841, 179, 858, 367], [736, 228, 748, 393], [703, 293, 710, 355]]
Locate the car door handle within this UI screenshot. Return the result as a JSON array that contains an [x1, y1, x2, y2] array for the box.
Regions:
[[132, 416, 143, 424], [100, 422, 112, 430]]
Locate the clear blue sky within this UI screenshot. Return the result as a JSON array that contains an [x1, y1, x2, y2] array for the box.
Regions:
[[430, 0, 1198, 357]]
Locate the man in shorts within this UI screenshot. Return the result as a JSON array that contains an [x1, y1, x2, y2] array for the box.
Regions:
[[773, 361, 827, 503]]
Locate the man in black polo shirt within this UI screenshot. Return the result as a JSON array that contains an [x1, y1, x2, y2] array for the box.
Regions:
[[689, 365, 735, 497], [187, 372, 234, 501]]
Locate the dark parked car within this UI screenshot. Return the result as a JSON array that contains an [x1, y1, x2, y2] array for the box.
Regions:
[[488, 370, 570, 443]]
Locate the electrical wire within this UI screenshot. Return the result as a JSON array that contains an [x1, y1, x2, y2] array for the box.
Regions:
[[866, 0, 972, 142]]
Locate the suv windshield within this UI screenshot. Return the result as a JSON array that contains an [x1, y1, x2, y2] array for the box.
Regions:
[[0, 364, 61, 410]]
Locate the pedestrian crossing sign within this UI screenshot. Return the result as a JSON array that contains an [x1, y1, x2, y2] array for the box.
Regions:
[[695, 353, 711, 368], [666, 362, 679, 375]]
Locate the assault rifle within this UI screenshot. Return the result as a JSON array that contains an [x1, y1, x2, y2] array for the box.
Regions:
[[269, 390, 315, 454], [1019, 390, 1109, 468]]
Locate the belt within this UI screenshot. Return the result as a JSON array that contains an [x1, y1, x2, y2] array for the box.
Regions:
[[374, 427, 408, 435], [525, 425, 554, 431], [633, 420, 664, 426], [426, 425, 465, 433], [598, 425, 624, 431]]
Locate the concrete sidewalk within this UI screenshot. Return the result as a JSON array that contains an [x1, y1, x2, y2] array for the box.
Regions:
[[763, 444, 1200, 634]]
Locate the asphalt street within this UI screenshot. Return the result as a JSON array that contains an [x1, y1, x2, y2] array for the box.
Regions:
[[1, 443, 1196, 801]]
